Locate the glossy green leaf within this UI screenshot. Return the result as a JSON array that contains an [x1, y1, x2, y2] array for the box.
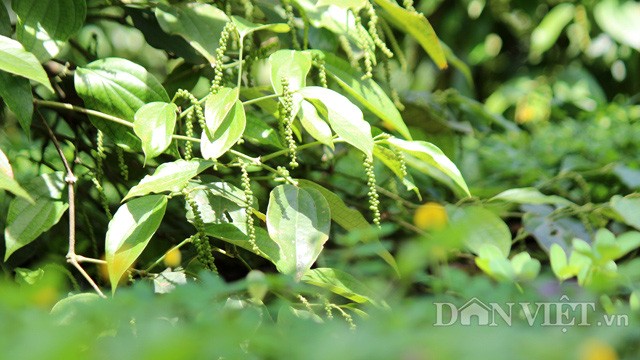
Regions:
[[296, 179, 399, 274], [299, 86, 373, 158], [242, 85, 279, 108], [299, 100, 334, 149], [320, 51, 412, 140], [269, 50, 312, 94], [126, 7, 203, 64], [231, 16, 289, 39], [448, 205, 511, 258], [296, 179, 368, 231], [0, 35, 53, 92], [0, 172, 33, 203], [550, 244, 570, 280], [374, 0, 447, 69], [244, 113, 284, 149], [316, 0, 367, 10], [105, 195, 167, 292], [200, 100, 246, 160], [298, 1, 375, 60], [491, 187, 573, 206], [4, 172, 68, 261], [155, 3, 229, 64], [373, 144, 418, 195], [74, 58, 169, 150], [530, 3, 575, 59], [187, 179, 255, 212], [302, 268, 379, 305], [13, 0, 86, 61], [204, 223, 281, 263], [386, 137, 469, 196], [266, 184, 331, 279], [133, 102, 178, 163], [610, 195, 640, 230], [124, 159, 214, 200], [0, 71, 33, 137], [185, 185, 239, 225], [595, 0, 640, 50], [204, 87, 238, 140]]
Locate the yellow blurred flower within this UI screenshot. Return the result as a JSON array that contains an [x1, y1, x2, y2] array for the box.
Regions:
[[413, 202, 448, 231], [163, 247, 182, 268], [579, 338, 618, 360]]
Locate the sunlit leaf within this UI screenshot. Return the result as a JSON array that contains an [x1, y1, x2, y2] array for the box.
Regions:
[[296, 179, 399, 274], [231, 16, 289, 39], [269, 50, 312, 94], [75, 58, 169, 150], [155, 3, 229, 64], [302, 268, 380, 305], [0, 173, 33, 203], [386, 137, 469, 197], [595, 0, 640, 50], [373, 144, 418, 195], [316, 0, 367, 11], [299, 100, 333, 149], [203, 87, 238, 140], [530, 3, 575, 59], [0, 148, 13, 178], [374, 0, 447, 69], [319, 51, 412, 139], [491, 187, 573, 206], [0, 35, 53, 92], [201, 100, 246, 160], [299, 86, 373, 158], [204, 223, 280, 263], [266, 184, 330, 280], [13, 0, 86, 61], [244, 113, 284, 149], [133, 102, 178, 163], [105, 195, 167, 292], [124, 159, 214, 200]]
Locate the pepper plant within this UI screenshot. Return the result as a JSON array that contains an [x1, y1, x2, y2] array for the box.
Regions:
[[0, 0, 468, 301]]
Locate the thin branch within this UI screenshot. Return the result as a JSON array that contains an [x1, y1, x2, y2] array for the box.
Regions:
[[35, 100, 133, 128], [38, 110, 106, 298], [34, 99, 329, 166]]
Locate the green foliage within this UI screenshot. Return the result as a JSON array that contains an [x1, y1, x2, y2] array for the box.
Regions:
[[4, 173, 68, 261], [105, 195, 167, 292], [0, 35, 53, 93], [133, 102, 178, 163], [1, 0, 639, 358], [266, 184, 331, 279], [13, 0, 86, 61]]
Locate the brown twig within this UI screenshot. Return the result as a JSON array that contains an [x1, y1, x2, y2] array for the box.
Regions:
[[37, 110, 106, 298]]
